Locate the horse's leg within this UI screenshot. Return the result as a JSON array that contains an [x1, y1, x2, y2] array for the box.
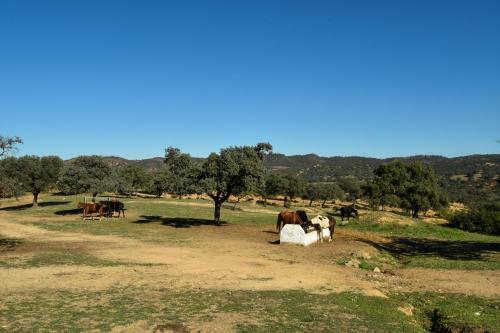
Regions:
[[122, 209, 125, 218]]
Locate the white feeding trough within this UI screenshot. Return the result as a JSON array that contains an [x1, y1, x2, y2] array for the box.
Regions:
[[280, 224, 331, 246]]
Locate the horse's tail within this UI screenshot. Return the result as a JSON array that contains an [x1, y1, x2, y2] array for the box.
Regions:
[[276, 214, 282, 231]]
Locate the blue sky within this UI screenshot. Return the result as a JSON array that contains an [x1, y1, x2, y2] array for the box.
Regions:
[[1, 0, 499, 159]]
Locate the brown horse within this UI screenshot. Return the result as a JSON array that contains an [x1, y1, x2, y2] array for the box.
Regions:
[[77, 202, 107, 221], [276, 210, 309, 231]]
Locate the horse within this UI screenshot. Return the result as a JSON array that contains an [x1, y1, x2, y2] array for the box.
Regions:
[[340, 206, 358, 221], [276, 210, 309, 231], [309, 215, 336, 242], [99, 200, 125, 218], [77, 202, 107, 221]]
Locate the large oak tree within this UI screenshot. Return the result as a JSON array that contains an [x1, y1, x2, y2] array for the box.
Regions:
[[199, 144, 269, 224]]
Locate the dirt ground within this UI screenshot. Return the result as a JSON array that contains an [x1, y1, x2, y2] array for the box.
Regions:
[[1, 210, 499, 301]]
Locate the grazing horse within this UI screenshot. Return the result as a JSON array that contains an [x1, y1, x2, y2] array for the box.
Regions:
[[309, 215, 337, 242], [77, 202, 107, 221], [276, 210, 309, 231], [340, 206, 358, 221], [100, 200, 125, 218]]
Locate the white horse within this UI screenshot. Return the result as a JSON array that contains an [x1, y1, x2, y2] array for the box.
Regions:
[[310, 215, 336, 242]]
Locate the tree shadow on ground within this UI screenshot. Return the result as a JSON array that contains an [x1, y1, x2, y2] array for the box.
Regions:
[[358, 237, 500, 261], [0, 201, 69, 211], [133, 215, 227, 228], [54, 208, 83, 216], [0, 238, 24, 251]]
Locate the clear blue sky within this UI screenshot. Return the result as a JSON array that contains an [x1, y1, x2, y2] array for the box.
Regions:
[[1, 0, 499, 159]]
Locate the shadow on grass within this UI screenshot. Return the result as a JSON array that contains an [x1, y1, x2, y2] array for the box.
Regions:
[[54, 208, 83, 216], [0, 238, 24, 250], [133, 215, 227, 228], [359, 237, 500, 261], [0, 201, 69, 211]]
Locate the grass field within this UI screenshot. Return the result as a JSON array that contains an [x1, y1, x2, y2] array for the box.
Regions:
[[1, 193, 499, 332]]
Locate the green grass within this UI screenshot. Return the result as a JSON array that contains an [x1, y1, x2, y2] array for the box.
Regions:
[[0, 251, 126, 268], [1, 287, 498, 333], [344, 216, 499, 242], [402, 255, 500, 270]]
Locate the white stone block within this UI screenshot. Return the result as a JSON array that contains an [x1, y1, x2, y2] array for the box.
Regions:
[[280, 224, 330, 246]]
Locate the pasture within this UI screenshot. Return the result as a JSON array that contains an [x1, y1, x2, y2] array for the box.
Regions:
[[0, 194, 499, 332]]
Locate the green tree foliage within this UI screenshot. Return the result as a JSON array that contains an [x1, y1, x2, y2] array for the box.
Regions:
[[0, 135, 22, 158], [281, 174, 304, 208], [338, 177, 363, 203], [303, 183, 323, 206], [304, 182, 344, 207], [449, 202, 500, 235], [366, 161, 446, 218], [0, 157, 24, 198], [164, 147, 198, 198], [1, 156, 63, 205], [147, 167, 171, 198], [199, 145, 265, 224], [114, 165, 151, 196], [58, 156, 112, 200], [258, 172, 286, 206]]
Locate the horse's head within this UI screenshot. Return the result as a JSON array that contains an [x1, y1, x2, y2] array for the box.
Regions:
[[352, 207, 359, 217], [296, 210, 309, 223]]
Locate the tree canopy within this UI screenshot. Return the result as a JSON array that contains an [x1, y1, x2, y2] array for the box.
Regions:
[[366, 160, 446, 218], [0, 135, 23, 158], [1, 155, 63, 204], [199, 145, 266, 224], [58, 156, 112, 199]]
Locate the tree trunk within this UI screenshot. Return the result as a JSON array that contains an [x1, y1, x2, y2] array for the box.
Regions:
[[232, 197, 241, 210], [284, 196, 291, 208], [263, 198, 267, 207], [412, 207, 419, 218], [214, 200, 222, 225], [322, 199, 327, 208], [309, 199, 313, 207], [92, 192, 98, 202], [32, 192, 39, 206]]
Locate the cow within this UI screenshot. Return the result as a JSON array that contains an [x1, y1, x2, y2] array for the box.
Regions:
[[100, 200, 126, 218], [77, 202, 107, 221]]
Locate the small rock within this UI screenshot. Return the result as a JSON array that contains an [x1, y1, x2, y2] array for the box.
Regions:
[[345, 259, 361, 268], [474, 312, 481, 316], [373, 267, 381, 273], [398, 305, 414, 316]]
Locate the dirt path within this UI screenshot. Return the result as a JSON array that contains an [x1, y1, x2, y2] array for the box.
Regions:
[[0, 213, 384, 297], [1, 212, 499, 298]]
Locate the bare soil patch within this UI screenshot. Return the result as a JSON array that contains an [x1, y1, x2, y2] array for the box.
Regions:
[[1, 210, 499, 299]]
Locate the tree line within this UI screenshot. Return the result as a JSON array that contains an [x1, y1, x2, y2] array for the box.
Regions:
[[4, 134, 496, 234]]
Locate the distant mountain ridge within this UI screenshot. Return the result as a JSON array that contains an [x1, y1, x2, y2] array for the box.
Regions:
[[84, 153, 500, 182]]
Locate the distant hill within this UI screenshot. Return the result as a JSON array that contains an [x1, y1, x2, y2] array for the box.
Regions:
[[264, 153, 500, 182], [66, 153, 498, 204], [88, 153, 499, 183]]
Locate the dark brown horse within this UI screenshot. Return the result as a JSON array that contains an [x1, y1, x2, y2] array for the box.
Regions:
[[276, 210, 309, 231], [77, 202, 107, 221]]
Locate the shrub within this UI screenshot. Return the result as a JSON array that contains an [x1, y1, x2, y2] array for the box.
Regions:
[[449, 202, 500, 235]]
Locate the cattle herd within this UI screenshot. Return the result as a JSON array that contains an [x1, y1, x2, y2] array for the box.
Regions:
[[77, 200, 125, 221]]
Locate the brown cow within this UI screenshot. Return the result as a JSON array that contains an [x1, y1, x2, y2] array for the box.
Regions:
[[77, 202, 107, 221]]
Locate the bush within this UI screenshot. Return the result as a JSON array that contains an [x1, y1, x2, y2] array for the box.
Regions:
[[449, 202, 500, 235]]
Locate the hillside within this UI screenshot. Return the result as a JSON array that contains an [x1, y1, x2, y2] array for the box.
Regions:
[[93, 153, 499, 185]]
